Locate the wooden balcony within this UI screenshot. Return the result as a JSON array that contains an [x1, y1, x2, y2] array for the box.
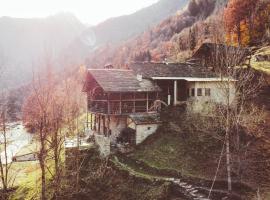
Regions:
[[88, 100, 154, 115], [87, 92, 159, 115]]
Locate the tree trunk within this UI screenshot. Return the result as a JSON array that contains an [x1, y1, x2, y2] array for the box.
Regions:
[[237, 23, 242, 46], [226, 129, 232, 192], [39, 126, 46, 200], [0, 112, 8, 193], [40, 158, 46, 200], [53, 129, 60, 198]]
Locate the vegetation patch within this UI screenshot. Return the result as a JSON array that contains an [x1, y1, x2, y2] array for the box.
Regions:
[[251, 46, 270, 75]]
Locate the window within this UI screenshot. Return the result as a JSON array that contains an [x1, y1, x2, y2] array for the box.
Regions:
[[197, 88, 202, 96], [205, 88, 211, 96], [191, 88, 195, 97], [187, 89, 190, 97]]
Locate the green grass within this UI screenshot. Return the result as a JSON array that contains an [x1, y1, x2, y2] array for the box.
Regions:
[[8, 161, 41, 200], [251, 46, 270, 74], [129, 126, 223, 180]]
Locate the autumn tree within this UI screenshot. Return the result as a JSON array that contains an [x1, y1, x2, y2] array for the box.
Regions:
[[133, 50, 152, 62], [189, 27, 197, 51], [224, 0, 270, 46], [23, 60, 58, 200]]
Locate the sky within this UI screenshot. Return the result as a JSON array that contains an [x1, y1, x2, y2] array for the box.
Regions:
[[0, 0, 159, 25]]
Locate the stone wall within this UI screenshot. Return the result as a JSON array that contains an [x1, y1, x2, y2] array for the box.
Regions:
[[109, 116, 127, 143], [135, 124, 159, 144]]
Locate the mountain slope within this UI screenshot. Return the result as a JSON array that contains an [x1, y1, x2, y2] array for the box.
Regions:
[[93, 0, 188, 44], [85, 0, 218, 68], [81, 0, 189, 47], [0, 13, 86, 87]]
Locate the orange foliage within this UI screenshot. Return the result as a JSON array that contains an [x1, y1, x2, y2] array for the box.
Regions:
[[224, 0, 270, 46]]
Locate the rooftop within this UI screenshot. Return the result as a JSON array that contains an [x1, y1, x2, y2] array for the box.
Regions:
[[87, 69, 161, 92], [129, 62, 217, 79]]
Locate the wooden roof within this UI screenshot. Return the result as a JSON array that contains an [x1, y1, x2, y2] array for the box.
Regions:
[[87, 69, 161, 92], [129, 62, 217, 79], [129, 113, 162, 125]]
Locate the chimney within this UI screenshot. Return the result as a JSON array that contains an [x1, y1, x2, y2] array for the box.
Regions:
[[137, 74, 143, 82]]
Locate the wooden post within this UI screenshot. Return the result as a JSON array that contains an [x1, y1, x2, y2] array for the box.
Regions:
[[94, 114, 96, 131], [174, 80, 178, 105], [90, 113, 93, 130], [107, 93, 110, 114], [133, 92, 136, 112], [146, 92, 149, 112], [103, 116, 106, 136], [86, 94, 90, 128], [167, 86, 171, 105], [108, 116, 111, 136], [98, 115, 101, 134], [120, 93, 122, 114]]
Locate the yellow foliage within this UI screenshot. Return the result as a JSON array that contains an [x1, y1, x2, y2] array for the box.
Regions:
[[240, 21, 250, 46]]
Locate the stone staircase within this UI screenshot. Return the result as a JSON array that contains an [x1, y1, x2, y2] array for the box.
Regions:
[[166, 178, 211, 200]]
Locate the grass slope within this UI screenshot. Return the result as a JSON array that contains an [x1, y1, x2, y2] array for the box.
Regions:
[[129, 124, 223, 180], [251, 46, 270, 75]]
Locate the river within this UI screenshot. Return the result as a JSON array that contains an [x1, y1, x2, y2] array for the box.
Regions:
[[0, 122, 33, 164]]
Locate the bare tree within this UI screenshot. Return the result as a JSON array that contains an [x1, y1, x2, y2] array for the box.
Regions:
[[62, 69, 86, 193], [208, 44, 265, 194], [23, 64, 56, 200], [0, 92, 9, 195], [0, 56, 16, 198]]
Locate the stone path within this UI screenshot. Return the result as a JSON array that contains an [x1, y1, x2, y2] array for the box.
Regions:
[[165, 177, 211, 200], [113, 156, 218, 200]]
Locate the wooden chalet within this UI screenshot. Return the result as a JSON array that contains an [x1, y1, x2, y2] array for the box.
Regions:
[[83, 69, 161, 147], [83, 59, 237, 156]]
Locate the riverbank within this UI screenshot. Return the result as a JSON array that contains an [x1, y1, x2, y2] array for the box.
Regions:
[[0, 122, 33, 164]]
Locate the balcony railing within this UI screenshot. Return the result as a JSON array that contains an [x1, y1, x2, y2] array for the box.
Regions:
[[88, 100, 154, 115]]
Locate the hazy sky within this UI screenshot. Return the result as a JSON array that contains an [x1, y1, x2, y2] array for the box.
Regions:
[[0, 0, 159, 25]]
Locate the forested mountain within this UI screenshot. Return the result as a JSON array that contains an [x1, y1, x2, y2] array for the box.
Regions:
[[66, 0, 190, 69], [86, 0, 219, 68], [86, 0, 270, 69]]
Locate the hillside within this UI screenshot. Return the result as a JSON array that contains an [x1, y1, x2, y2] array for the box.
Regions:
[[85, 0, 189, 47], [66, 0, 190, 68], [0, 13, 86, 88], [85, 0, 220, 68]]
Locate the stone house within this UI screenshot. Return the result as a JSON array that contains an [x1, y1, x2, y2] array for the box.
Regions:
[[83, 62, 236, 156]]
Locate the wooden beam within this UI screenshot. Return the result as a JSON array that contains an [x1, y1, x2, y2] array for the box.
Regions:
[[174, 80, 178, 105]]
